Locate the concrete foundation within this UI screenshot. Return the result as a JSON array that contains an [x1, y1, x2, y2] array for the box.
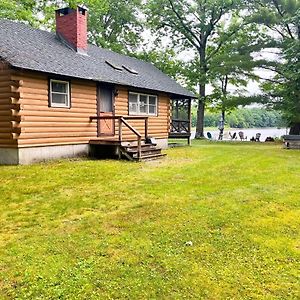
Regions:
[[0, 148, 19, 165], [0, 138, 169, 165], [0, 144, 89, 165], [19, 144, 89, 164], [156, 138, 168, 150]]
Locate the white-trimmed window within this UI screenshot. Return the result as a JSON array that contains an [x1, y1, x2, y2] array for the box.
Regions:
[[49, 79, 70, 108], [129, 92, 157, 116]]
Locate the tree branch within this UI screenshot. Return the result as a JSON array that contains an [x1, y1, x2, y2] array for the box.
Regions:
[[272, 0, 295, 39], [259, 65, 286, 77], [168, 0, 202, 49], [240, 70, 283, 84], [206, 26, 242, 61], [265, 24, 286, 39]]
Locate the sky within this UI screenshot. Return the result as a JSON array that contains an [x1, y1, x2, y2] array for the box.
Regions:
[[142, 25, 279, 97]]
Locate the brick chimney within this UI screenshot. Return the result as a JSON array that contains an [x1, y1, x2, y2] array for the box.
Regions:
[[55, 5, 88, 54]]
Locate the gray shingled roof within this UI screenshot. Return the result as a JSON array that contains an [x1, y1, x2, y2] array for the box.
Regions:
[[0, 19, 194, 98]]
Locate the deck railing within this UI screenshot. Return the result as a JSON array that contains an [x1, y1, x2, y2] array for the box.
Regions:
[[169, 118, 191, 145], [89, 115, 148, 160], [170, 119, 190, 134]]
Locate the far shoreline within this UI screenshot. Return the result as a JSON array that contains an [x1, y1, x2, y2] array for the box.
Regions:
[[192, 127, 289, 141]]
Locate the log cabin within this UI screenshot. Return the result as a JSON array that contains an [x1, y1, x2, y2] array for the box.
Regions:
[[0, 5, 194, 164]]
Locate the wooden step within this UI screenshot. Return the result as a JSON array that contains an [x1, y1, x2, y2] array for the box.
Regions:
[[120, 142, 166, 161], [123, 143, 157, 150], [126, 146, 162, 153], [121, 141, 149, 147], [137, 153, 167, 161], [123, 143, 163, 158], [131, 149, 162, 158]]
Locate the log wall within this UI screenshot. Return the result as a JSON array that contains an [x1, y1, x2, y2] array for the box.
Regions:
[[0, 62, 18, 148], [2, 69, 170, 148], [113, 86, 171, 140], [13, 70, 97, 147]]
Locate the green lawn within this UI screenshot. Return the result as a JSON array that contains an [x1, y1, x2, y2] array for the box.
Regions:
[[0, 141, 299, 299]]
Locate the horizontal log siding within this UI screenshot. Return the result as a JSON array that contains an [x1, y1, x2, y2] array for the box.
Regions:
[[14, 71, 97, 147], [0, 63, 17, 147], [114, 87, 170, 140], [2, 68, 170, 147]]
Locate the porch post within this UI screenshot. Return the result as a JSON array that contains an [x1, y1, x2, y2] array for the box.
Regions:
[[188, 98, 192, 146], [145, 117, 148, 140], [137, 136, 142, 161], [118, 117, 122, 142]]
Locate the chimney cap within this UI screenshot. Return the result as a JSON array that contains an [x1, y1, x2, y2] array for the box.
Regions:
[[55, 4, 88, 15], [78, 4, 88, 11]]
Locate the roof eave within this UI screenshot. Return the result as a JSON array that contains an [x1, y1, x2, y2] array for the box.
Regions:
[[10, 64, 195, 98]]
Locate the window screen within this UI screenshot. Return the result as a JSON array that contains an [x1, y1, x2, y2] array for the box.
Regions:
[[128, 92, 157, 116], [100, 87, 113, 112], [50, 79, 70, 108]]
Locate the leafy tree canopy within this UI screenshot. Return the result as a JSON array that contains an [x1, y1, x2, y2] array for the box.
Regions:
[[145, 0, 268, 137], [0, 0, 143, 54], [194, 107, 286, 129], [0, 0, 37, 25], [251, 0, 300, 133]]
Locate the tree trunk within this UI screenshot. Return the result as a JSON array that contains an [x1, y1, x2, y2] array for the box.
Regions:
[[218, 110, 225, 140], [289, 122, 300, 135], [222, 109, 225, 122], [195, 45, 206, 139], [195, 83, 205, 138]]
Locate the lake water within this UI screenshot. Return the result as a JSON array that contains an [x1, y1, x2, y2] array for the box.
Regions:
[[192, 128, 289, 141]]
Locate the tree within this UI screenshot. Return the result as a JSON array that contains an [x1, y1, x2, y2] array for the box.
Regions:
[[52, 0, 144, 54], [207, 20, 271, 139], [252, 0, 300, 134], [0, 0, 37, 25], [85, 0, 143, 53], [135, 47, 185, 81], [0, 0, 143, 54], [270, 38, 300, 134], [145, 0, 253, 138]]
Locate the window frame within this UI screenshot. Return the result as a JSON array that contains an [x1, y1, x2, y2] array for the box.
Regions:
[[128, 92, 158, 116], [49, 79, 71, 108]]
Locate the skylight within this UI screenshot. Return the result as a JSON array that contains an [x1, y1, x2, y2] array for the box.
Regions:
[[105, 60, 123, 71], [122, 65, 138, 75]]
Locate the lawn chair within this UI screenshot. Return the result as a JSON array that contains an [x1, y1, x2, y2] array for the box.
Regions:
[[238, 131, 247, 141], [207, 132, 212, 140], [265, 136, 275, 142], [229, 132, 237, 140], [255, 133, 261, 142]]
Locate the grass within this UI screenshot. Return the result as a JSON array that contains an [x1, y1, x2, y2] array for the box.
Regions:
[[0, 141, 299, 299]]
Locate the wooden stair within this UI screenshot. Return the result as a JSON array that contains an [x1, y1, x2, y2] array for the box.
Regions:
[[89, 116, 166, 162], [120, 143, 166, 161]]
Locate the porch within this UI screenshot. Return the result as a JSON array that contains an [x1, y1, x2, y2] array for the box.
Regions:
[[89, 96, 192, 160], [89, 115, 166, 161], [168, 98, 192, 145]]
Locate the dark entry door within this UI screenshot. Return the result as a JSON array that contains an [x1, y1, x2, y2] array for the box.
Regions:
[[97, 84, 115, 136]]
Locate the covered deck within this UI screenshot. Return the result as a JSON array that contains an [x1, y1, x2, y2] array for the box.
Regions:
[[169, 98, 192, 145]]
